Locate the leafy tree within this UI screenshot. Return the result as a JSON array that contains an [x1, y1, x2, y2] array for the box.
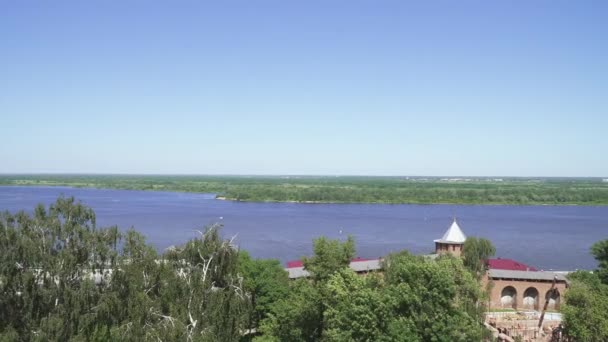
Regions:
[[302, 236, 355, 282], [159, 224, 251, 342], [591, 239, 608, 284], [238, 251, 289, 330], [382, 252, 485, 341], [562, 271, 608, 341], [462, 237, 495, 277], [257, 279, 323, 342], [322, 269, 392, 341], [260, 248, 486, 341], [0, 198, 119, 340], [562, 239, 608, 341], [0, 198, 251, 341], [259, 236, 356, 341]]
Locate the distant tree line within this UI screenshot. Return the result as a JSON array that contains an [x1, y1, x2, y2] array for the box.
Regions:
[[2, 175, 608, 205]]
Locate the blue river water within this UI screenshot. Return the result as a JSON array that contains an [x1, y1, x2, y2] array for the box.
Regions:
[[1, 186, 606, 271]]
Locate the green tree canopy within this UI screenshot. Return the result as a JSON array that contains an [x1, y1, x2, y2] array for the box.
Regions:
[[591, 239, 608, 284], [257, 279, 323, 342], [2, 198, 493, 342], [562, 239, 608, 341], [258, 236, 356, 341], [0, 197, 251, 341], [322, 269, 397, 341], [562, 271, 608, 341], [238, 251, 290, 330], [462, 237, 496, 277], [260, 249, 487, 341], [381, 252, 486, 341], [302, 236, 355, 283]]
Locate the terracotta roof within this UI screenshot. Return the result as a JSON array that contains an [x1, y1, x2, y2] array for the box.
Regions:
[[488, 258, 538, 271], [286, 260, 304, 268], [434, 219, 467, 244]]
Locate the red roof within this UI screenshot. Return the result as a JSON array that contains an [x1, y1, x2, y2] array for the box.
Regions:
[[286, 260, 304, 268], [286, 257, 374, 269], [488, 258, 537, 271]]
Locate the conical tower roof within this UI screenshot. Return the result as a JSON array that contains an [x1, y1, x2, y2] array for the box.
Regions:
[[434, 219, 467, 244]]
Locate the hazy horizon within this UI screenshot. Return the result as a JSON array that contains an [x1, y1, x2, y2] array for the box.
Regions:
[[1, 172, 605, 179]]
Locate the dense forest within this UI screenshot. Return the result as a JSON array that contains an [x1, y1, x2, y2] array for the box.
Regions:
[[1, 198, 607, 341], [2, 175, 608, 205]]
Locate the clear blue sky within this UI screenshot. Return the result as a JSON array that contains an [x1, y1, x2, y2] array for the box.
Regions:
[[1, 1, 607, 176]]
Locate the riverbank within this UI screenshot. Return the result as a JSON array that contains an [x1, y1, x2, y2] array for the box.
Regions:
[[214, 196, 597, 206], [2, 175, 608, 206]]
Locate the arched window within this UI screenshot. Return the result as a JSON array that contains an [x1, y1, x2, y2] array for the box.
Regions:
[[501, 286, 517, 309], [523, 287, 539, 310]]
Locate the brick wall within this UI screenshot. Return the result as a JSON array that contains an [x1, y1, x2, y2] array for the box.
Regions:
[[482, 274, 567, 311], [435, 242, 463, 257]]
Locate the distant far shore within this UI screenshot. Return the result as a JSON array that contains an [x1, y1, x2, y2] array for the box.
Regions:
[[0, 175, 608, 205], [213, 195, 593, 206], [215, 196, 341, 204], [2, 175, 608, 206]]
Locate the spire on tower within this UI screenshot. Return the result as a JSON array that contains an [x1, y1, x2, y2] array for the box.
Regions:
[[434, 218, 467, 244]]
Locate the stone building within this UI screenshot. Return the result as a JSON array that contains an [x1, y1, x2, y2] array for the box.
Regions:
[[286, 219, 570, 313], [431, 219, 569, 311], [483, 268, 568, 311]]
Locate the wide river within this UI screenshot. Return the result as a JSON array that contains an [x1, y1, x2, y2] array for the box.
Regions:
[[1, 186, 606, 270]]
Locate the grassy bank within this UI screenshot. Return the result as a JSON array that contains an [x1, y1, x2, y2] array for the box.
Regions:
[[1, 174, 608, 205]]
